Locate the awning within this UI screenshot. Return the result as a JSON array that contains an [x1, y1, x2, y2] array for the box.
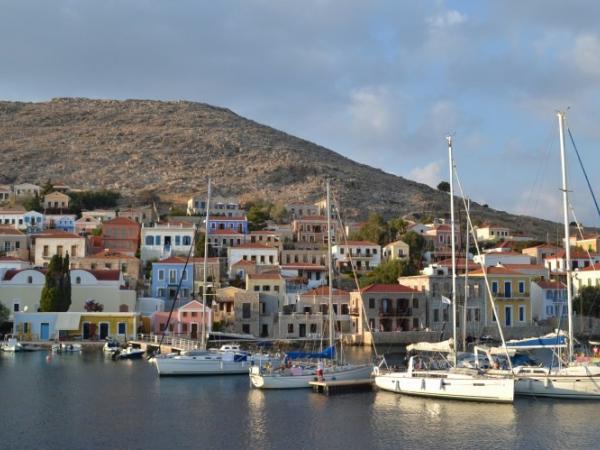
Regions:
[[407, 338, 454, 353], [55, 313, 82, 331]]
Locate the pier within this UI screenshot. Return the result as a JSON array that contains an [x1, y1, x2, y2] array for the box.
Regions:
[[128, 334, 204, 355], [309, 378, 374, 395]]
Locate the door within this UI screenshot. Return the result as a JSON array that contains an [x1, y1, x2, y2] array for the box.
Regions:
[[299, 324, 306, 338], [40, 323, 50, 340], [505, 306, 512, 327], [504, 282, 511, 298], [99, 323, 109, 339], [191, 323, 198, 339], [261, 324, 269, 338], [82, 322, 91, 339]]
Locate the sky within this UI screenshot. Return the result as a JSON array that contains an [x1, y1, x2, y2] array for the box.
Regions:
[[1, 1, 600, 225]]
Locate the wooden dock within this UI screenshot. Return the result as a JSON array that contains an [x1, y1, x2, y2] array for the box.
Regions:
[[309, 378, 374, 395]]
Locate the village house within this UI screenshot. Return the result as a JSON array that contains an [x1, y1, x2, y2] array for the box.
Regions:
[[71, 249, 141, 290], [151, 300, 211, 338], [192, 257, 222, 294], [470, 266, 533, 328], [43, 191, 71, 210], [473, 251, 532, 267], [280, 262, 327, 292], [521, 243, 561, 264], [296, 286, 353, 333], [101, 217, 141, 256], [249, 230, 281, 248], [0, 185, 12, 202], [117, 206, 154, 225], [213, 286, 242, 329], [80, 209, 117, 222], [230, 259, 258, 281], [150, 256, 195, 306], [474, 224, 511, 242], [23, 211, 44, 233], [350, 284, 426, 343], [382, 240, 410, 261], [0, 268, 136, 317], [332, 241, 381, 273], [44, 214, 77, 233], [31, 230, 86, 266], [187, 195, 245, 217], [285, 201, 319, 219], [207, 215, 249, 234], [292, 215, 336, 245], [140, 222, 195, 263], [530, 280, 567, 322], [0, 206, 26, 229], [206, 229, 247, 254], [0, 227, 28, 260], [75, 216, 102, 235], [227, 243, 279, 276], [232, 291, 264, 336], [574, 235, 600, 253], [573, 265, 600, 295], [12, 183, 41, 199], [422, 223, 461, 262], [544, 249, 600, 273]]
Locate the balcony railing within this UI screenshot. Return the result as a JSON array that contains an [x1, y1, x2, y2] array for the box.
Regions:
[[379, 308, 412, 317]]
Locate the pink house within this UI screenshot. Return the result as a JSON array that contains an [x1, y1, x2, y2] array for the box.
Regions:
[[152, 300, 212, 339]]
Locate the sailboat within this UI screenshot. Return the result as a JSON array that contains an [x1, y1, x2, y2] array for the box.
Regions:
[[373, 136, 515, 403], [483, 112, 600, 399], [154, 178, 279, 376], [249, 180, 373, 389]]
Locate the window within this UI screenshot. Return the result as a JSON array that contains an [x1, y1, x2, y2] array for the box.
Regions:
[[158, 270, 165, 281], [157, 288, 164, 297], [71, 245, 77, 257], [155, 236, 161, 245], [433, 309, 439, 322], [191, 312, 198, 317], [183, 236, 191, 245], [169, 270, 177, 283], [519, 306, 525, 322], [182, 269, 188, 281], [475, 308, 480, 322], [43, 245, 49, 257], [263, 285, 270, 292], [254, 286, 260, 292], [310, 324, 317, 333], [242, 324, 250, 334], [76, 277, 81, 284], [242, 303, 251, 319], [274, 286, 280, 292], [412, 298, 418, 308], [341, 304, 349, 315], [13, 303, 19, 312], [518, 281, 525, 294], [491, 281, 498, 294], [27, 276, 33, 284], [369, 298, 375, 309], [145, 236, 154, 245], [412, 318, 419, 329], [175, 236, 181, 246], [288, 324, 294, 333], [443, 308, 449, 322], [117, 322, 126, 335]]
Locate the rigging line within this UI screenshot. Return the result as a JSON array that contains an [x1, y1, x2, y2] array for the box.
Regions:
[[157, 222, 200, 353], [567, 127, 600, 222], [331, 190, 381, 361], [452, 161, 514, 372]]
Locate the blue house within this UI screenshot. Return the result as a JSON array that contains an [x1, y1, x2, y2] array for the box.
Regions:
[[207, 215, 248, 235], [151, 256, 195, 306], [45, 214, 76, 233]]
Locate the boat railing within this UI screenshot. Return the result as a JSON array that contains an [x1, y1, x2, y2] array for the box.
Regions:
[[135, 333, 204, 351]]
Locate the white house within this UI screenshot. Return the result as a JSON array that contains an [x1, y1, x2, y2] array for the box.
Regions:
[[31, 230, 86, 266], [12, 183, 41, 198], [382, 240, 410, 261], [530, 280, 567, 321], [0, 207, 26, 229], [475, 224, 511, 242], [544, 249, 600, 273], [473, 251, 531, 267], [227, 243, 279, 276], [332, 241, 381, 272], [81, 209, 117, 222], [140, 222, 195, 263], [23, 211, 44, 232], [187, 195, 244, 217], [280, 263, 327, 290], [573, 265, 600, 295]]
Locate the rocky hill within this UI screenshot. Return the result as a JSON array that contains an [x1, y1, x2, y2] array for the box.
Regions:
[[0, 97, 560, 238]]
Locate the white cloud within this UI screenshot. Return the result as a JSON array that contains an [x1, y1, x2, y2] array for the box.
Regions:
[[572, 33, 600, 76], [427, 10, 466, 28], [348, 86, 392, 133], [407, 160, 444, 188]]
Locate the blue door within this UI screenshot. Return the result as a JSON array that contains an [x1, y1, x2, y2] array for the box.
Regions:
[[504, 282, 511, 298], [40, 323, 50, 340], [505, 306, 512, 327]]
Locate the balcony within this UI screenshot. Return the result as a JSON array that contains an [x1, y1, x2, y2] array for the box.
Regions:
[[379, 308, 412, 317]]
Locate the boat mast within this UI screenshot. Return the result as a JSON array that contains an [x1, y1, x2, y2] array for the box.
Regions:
[[463, 197, 470, 352], [447, 136, 458, 366], [557, 112, 574, 362], [201, 178, 212, 350], [326, 180, 335, 353]]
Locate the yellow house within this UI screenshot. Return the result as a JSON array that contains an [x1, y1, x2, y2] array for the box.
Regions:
[[470, 266, 533, 327], [43, 191, 71, 210]]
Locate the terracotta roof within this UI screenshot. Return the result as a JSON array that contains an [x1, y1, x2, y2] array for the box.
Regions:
[[208, 215, 247, 221], [77, 269, 121, 281], [88, 250, 137, 260], [3, 268, 46, 280], [535, 280, 566, 289], [337, 240, 379, 246], [247, 273, 283, 280], [0, 226, 24, 236], [470, 266, 525, 276], [0, 207, 26, 213], [104, 217, 140, 227], [156, 256, 188, 264], [281, 263, 326, 270], [250, 230, 278, 235], [501, 263, 545, 270], [300, 286, 349, 297], [33, 230, 81, 239], [493, 241, 514, 249], [546, 249, 600, 259], [525, 243, 561, 249], [360, 283, 419, 294], [232, 260, 256, 266], [577, 264, 600, 272], [209, 229, 243, 235], [233, 243, 276, 249]]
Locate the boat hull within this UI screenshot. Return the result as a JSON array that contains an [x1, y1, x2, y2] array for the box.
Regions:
[[155, 355, 279, 376], [250, 364, 373, 389], [375, 370, 514, 403]]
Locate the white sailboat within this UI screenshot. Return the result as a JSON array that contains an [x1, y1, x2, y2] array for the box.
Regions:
[[374, 136, 515, 403], [483, 112, 600, 399], [154, 178, 279, 376], [250, 180, 372, 389]]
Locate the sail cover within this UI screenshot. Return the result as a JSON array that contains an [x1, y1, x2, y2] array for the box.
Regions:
[[286, 345, 335, 360], [406, 339, 454, 353], [506, 332, 567, 349]]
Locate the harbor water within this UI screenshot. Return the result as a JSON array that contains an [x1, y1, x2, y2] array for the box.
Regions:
[[1, 349, 599, 450]]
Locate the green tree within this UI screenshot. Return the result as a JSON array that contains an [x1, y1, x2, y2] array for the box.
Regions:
[[437, 181, 450, 193], [39, 254, 71, 312], [388, 217, 408, 240], [359, 259, 417, 286], [194, 232, 213, 257], [247, 204, 271, 231], [22, 192, 43, 212], [401, 231, 426, 266], [41, 179, 54, 196], [0, 302, 9, 327], [574, 286, 600, 318], [270, 204, 288, 224], [351, 213, 388, 245]]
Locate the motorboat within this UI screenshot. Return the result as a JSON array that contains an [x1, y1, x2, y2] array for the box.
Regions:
[[154, 344, 280, 376], [103, 339, 121, 354], [51, 343, 82, 353], [1, 336, 23, 352], [114, 345, 145, 360]]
